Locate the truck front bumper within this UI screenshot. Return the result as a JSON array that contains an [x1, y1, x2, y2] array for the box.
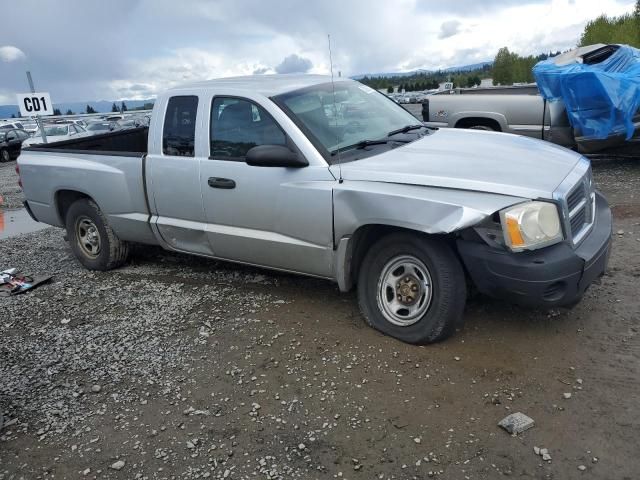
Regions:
[[457, 192, 612, 308]]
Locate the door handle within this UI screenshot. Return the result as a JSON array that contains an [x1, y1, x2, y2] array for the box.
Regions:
[[208, 177, 236, 189]]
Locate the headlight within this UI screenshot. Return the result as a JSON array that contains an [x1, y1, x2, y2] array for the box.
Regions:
[[500, 201, 563, 251]]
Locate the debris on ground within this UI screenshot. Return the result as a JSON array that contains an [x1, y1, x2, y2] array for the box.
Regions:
[[498, 412, 535, 434], [0, 267, 52, 296]]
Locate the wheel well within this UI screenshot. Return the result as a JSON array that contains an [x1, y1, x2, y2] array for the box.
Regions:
[[349, 225, 453, 286], [455, 117, 502, 131], [56, 190, 92, 224]]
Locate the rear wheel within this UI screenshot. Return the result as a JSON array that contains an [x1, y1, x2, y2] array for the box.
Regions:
[[0, 149, 10, 162], [357, 233, 466, 344], [65, 198, 129, 270]]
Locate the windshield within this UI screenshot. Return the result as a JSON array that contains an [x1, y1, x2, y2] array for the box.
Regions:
[[273, 81, 421, 159], [88, 123, 111, 131], [35, 125, 69, 136]]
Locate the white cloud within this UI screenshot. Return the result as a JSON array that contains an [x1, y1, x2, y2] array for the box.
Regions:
[[275, 54, 313, 74], [439, 20, 462, 39], [0, 46, 26, 63], [0, 0, 636, 103]]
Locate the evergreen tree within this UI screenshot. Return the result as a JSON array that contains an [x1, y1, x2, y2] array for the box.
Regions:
[[112, 103, 119, 112], [386, 85, 394, 93], [492, 47, 515, 85], [580, 9, 640, 48], [86, 105, 96, 114], [65, 109, 74, 115], [121, 101, 128, 112]]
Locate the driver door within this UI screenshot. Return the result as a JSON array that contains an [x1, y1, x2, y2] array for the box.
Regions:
[[200, 96, 335, 277]]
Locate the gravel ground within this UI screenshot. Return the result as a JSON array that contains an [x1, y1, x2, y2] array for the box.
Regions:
[[1, 155, 639, 479], [0, 160, 23, 209]]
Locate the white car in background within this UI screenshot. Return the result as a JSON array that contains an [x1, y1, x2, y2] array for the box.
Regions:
[[23, 123, 91, 146], [0, 121, 25, 130]]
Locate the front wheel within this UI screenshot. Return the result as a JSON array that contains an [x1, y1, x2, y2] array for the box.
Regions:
[[65, 198, 130, 271], [357, 233, 466, 344], [0, 149, 10, 162]]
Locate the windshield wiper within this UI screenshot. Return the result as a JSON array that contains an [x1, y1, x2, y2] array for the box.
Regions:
[[387, 124, 426, 137], [355, 139, 393, 148], [331, 138, 396, 155]]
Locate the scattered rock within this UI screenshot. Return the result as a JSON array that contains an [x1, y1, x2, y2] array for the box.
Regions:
[[533, 446, 540, 455], [414, 437, 421, 444], [498, 412, 535, 434], [578, 465, 587, 471], [542, 453, 552, 462], [298, 443, 306, 451], [110, 460, 125, 470], [91, 385, 102, 393], [563, 392, 572, 399]]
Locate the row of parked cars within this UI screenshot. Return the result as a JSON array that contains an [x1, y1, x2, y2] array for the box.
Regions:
[[0, 114, 150, 161]]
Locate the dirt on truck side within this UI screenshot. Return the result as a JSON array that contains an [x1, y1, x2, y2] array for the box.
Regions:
[[0, 157, 639, 479]]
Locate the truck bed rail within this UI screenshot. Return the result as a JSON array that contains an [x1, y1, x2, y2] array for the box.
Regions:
[[23, 127, 148, 157]]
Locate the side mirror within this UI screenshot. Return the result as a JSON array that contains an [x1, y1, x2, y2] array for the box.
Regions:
[[246, 145, 308, 168]]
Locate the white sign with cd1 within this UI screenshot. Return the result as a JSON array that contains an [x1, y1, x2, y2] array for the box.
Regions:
[[16, 92, 54, 117]]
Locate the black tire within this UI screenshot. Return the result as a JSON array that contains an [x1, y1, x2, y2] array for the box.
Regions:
[[0, 149, 10, 163], [357, 233, 466, 344], [65, 198, 130, 271]]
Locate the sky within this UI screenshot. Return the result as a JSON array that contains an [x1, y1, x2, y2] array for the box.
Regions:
[[0, 0, 635, 104]]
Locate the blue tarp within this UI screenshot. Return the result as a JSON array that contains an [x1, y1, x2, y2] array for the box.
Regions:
[[533, 44, 640, 140]]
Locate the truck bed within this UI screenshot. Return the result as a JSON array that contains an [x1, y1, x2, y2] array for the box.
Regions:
[[24, 127, 148, 156], [18, 126, 157, 246]]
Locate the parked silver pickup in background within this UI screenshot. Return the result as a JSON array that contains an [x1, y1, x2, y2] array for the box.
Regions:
[[17, 75, 612, 344], [422, 92, 574, 148], [420, 44, 640, 154], [421, 91, 640, 153]]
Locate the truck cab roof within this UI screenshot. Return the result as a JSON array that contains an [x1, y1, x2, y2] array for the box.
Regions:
[[167, 74, 340, 97]]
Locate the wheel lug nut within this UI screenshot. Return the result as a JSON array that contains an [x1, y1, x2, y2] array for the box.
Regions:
[[411, 285, 418, 291]]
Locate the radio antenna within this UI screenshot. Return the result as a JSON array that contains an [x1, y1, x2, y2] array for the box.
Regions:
[[328, 34, 343, 184]]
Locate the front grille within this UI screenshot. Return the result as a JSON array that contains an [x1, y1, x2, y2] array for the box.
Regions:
[[567, 184, 585, 212], [570, 206, 586, 233], [554, 158, 595, 247]]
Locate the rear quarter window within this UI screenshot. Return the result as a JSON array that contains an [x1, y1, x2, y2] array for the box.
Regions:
[[163, 96, 198, 157]]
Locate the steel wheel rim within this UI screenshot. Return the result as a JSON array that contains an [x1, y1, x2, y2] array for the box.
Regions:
[[76, 217, 101, 257], [376, 255, 433, 327]]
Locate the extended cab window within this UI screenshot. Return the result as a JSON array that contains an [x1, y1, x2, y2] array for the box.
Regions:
[[163, 96, 198, 157], [210, 97, 286, 159]]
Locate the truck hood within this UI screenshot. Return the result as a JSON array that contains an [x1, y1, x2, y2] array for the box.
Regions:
[[330, 128, 584, 199]]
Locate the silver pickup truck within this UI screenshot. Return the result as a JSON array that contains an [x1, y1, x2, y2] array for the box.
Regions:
[[422, 92, 640, 154], [421, 45, 640, 154], [17, 75, 612, 344]]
